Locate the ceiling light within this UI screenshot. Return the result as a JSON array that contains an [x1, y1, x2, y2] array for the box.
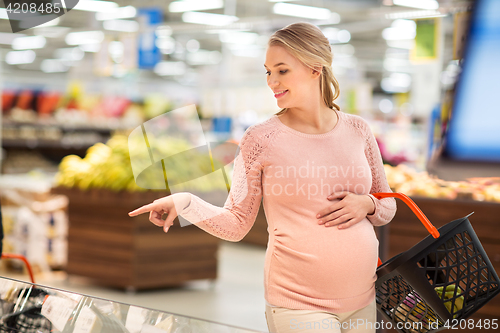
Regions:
[[186, 50, 222, 65], [156, 26, 173, 37], [41, 59, 69, 73], [156, 36, 176, 54], [339, 44, 355, 56], [108, 41, 123, 57], [381, 73, 412, 93], [37, 17, 60, 27], [393, 0, 439, 10], [186, 39, 200, 53], [383, 27, 415, 40], [323, 28, 339, 41], [228, 45, 263, 58], [385, 10, 445, 20], [154, 61, 187, 76], [393, 19, 417, 30], [385, 47, 410, 58], [382, 19, 416, 40], [169, 0, 224, 13], [0, 8, 8, 20], [6, 50, 36, 65], [337, 30, 351, 43], [74, 0, 118, 13], [109, 41, 124, 63], [12, 36, 46, 50], [55, 47, 85, 62], [219, 31, 258, 44], [0, 32, 25, 44], [379, 99, 394, 113], [79, 43, 102, 52], [65, 31, 105, 45], [273, 3, 333, 20], [323, 28, 350, 44], [205, 27, 253, 34], [103, 20, 139, 32], [386, 40, 415, 49], [383, 58, 412, 72], [34, 26, 70, 38], [182, 12, 239, 26], [96, 6, 136, 20]]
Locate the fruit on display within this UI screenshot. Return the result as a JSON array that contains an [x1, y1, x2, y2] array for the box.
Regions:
[[435, 284, 464, 318], [384, 164, 500, 203], [392, 291, 433, 333], [56, 134, 231, 193]]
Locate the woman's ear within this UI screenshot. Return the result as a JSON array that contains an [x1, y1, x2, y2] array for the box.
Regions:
[[311, 65, 322, 78]]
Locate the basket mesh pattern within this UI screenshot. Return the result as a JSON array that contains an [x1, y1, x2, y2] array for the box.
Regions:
[[419, 230, 499, 319], [377, 275, 443, 333], [377, 225, 500, 333], [0, 288, 52, 333]]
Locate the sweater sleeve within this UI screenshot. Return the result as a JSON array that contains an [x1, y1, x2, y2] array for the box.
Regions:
[[361, 119, 397, 226], [177, 126, 266, 242]]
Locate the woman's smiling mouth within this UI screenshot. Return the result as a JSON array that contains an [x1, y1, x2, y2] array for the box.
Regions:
[[274, 90, 288, 98]]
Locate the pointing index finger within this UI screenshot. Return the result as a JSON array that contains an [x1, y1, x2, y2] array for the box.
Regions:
[[128, 203, 156, 217]]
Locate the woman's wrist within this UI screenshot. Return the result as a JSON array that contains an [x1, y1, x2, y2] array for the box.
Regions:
[[365, 194, 376, 215], [173, 192, 192, 211]]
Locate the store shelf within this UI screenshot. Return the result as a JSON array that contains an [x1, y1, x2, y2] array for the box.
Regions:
[[1, 138, 103, 150], [2, 118, 133, 132]]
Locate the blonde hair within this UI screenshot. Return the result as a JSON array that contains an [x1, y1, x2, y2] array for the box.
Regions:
[[268, 22, 341, 115]]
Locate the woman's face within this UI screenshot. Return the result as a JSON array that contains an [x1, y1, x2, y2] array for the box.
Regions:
[[264, 45, 319, 110]]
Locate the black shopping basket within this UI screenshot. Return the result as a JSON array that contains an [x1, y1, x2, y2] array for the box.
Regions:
[[0, 254, 52, 333], [373, 193, 500, 333]]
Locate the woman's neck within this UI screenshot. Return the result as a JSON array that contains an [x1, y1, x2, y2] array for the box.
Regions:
[[278, 104, 338, 135]]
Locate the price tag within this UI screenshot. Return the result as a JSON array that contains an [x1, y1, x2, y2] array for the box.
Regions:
[[0, 280, 16, 299], [93, 301, 114, 315], [74, 307, 98, 333], [153, 316, 173, 332], [125, 306, 147, 333], [59, 290, 83, 303], [41, 295, 76, 332]]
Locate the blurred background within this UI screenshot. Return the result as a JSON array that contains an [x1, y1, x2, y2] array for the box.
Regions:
[[0, 0, 499, 332]]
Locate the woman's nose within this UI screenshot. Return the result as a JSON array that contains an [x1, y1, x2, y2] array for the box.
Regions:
[[267, 75, 278, 88]]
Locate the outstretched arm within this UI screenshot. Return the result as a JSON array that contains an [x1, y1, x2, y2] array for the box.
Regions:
[[129, 127, 267, 242]]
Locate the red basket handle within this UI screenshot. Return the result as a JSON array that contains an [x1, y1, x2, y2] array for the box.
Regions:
[[373, 192, 440, 267], [1, 253, 36, 284]]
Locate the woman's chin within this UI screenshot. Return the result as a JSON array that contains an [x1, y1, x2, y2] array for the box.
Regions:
[[276, 101, 288, 109]]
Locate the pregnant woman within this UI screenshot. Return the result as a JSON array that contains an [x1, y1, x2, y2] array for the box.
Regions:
[[130, 22, 397, 333]]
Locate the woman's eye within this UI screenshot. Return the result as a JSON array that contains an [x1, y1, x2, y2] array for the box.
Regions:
[[265, 71, 270, 75], [280, 70, 288, 74]]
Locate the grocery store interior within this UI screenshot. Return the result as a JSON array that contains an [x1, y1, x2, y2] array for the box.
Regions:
[[1, 0, 500, 332]]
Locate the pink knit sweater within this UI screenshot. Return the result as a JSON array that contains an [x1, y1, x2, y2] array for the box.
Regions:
[[179, 110, 397, 313]]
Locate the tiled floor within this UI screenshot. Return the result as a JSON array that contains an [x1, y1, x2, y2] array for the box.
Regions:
[[0, 242, 269, 332]]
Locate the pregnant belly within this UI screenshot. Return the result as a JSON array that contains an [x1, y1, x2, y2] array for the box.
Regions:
[[270, 218, 379, 299]]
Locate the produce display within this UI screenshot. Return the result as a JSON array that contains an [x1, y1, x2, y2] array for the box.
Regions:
[[384, 164, 500, 203], [55, 134, 232, 193]]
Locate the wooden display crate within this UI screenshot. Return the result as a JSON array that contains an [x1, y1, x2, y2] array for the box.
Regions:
[[52, 187, 221, 290]]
